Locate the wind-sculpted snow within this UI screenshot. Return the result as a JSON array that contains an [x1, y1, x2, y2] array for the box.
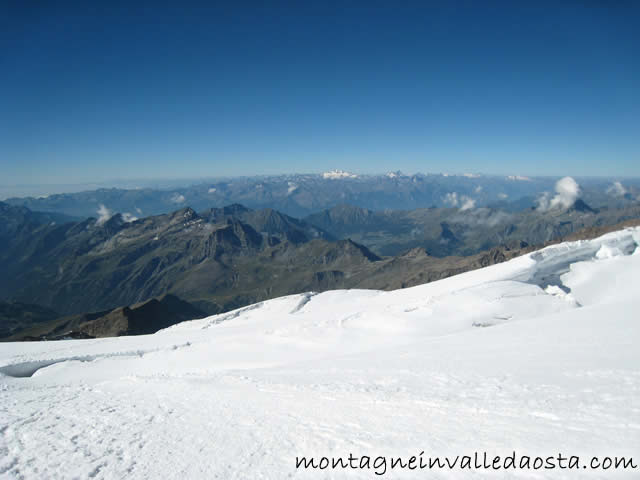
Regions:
[[513, 229, 639, 290], [1, 228, 639, 479]]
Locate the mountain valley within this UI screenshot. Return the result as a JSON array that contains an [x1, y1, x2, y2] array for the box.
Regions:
[[2, 193, 640, 340]]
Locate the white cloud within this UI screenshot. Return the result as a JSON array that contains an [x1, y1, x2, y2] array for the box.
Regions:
[[551, 177, 580, 209], [208, 187, 217, 194], [96, 204, 137, 224], [287, 182, 298, 195], [444, 192, 459, 207], [96, 204, 113, 225], [498, 193, 508, 199], [606, 181, 626, 197], [170, 193, 186, 204], [444, 192, 475, 210], [536, 176, 580, 211], [474, 186, 483, 193], [460, 197, 476, 211], [536, 192, 552, 211], [135, 207, 143, 215]]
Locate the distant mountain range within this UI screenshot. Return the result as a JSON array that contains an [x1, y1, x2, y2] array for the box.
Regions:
[[5, 173, 639, 219]]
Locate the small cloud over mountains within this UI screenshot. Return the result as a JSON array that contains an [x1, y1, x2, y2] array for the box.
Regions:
[[444, 192, 459, 207], [96, 204, 113, 225], [606, 181, 627, 197], [536, 176, 580, 211], [444, 192, 475, 211], [460, 197, 476, 211], [96, 204, 137, 224], [170, 193, 186, 204]]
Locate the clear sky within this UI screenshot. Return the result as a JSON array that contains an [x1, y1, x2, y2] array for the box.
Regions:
[[1, 1, 639, 185]]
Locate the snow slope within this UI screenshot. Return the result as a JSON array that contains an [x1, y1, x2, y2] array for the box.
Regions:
[[1, 228, 640, 479]]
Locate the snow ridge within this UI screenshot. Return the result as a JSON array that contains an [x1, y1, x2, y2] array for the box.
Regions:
[[322, 169, 358, 179]]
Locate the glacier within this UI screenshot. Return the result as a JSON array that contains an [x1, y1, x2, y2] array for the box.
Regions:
[[1, 227, 640, 478]]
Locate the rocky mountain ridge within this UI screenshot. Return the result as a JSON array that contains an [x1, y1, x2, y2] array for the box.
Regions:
[[2, 199, 640, 341]]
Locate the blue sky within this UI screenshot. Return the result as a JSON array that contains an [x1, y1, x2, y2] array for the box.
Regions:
[[1, 1, 639, 185]]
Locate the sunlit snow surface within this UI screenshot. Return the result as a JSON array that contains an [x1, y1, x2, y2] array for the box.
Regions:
[[2, 228, 640, 479]]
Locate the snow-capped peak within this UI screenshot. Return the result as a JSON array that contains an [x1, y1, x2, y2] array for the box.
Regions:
[[322, 169, 358, 179]]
